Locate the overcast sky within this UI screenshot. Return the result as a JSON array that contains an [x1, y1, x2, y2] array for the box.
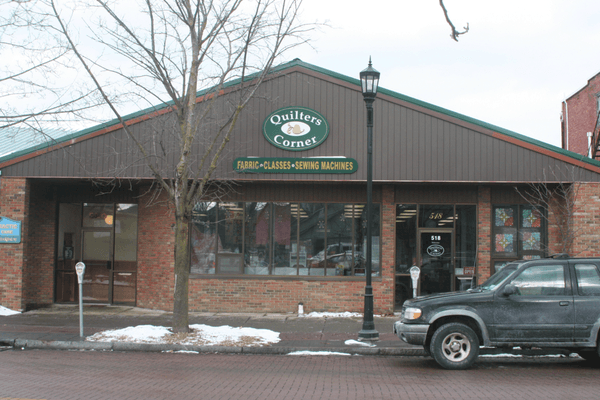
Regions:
[[291, 0, 600, 147]]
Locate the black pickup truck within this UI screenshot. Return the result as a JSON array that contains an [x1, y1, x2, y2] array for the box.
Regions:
[[393, 255, 600, 369]]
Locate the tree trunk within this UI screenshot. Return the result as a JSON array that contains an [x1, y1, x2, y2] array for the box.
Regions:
[[172, 215, 190, 333]]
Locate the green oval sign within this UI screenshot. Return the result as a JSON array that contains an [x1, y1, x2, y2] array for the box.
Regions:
[[263, 107, 329, 151]]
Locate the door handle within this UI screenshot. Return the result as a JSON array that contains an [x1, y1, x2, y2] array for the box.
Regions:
[[559, 301, 570, 306]]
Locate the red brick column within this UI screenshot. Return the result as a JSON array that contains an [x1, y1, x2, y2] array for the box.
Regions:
[[23, 184, 56, 308], [0, 178, 30, 311], [571, 182, 600, 257], [136, 189, 176, 310], [374, 184, 395, 315], [477, 186, 491, 282]]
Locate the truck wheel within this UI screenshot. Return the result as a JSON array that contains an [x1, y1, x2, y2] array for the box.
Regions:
[[430, 322, 479, 370]]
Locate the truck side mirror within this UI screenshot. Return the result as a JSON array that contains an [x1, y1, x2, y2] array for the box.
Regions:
[[502, 284, 518, 296]]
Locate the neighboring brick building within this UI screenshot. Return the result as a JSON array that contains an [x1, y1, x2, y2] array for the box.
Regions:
[[561, 72, 600, 159], [2, 59, 600, 314]]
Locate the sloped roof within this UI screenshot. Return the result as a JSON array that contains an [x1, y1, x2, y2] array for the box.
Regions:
[[0, 127, 73, 161], [2, 59, 600, 175]]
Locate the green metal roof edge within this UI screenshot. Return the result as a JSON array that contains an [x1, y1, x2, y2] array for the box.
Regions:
[[2, 58, 600, 169]]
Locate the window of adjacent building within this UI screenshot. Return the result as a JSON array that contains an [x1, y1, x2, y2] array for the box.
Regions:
[[492, 205, 545, 267], [575, 264, 600, 296], [190, 202, 380, 277]]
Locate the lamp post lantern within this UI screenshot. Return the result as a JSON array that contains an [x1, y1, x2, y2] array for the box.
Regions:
[[358, 58, 380, 341]]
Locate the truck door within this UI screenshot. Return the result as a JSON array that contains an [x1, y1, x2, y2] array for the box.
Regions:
[[492, 262, 574, 343]]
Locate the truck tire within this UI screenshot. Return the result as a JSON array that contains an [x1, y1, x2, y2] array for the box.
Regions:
[[430, 322, 479, 370]]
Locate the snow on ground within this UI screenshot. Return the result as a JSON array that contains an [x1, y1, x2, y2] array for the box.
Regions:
[[87, 324, 280, 347], [301, 311, 366, 318], [0, 306, 20, 316], [344, 339, 376, 347], [288, 351, 352, 356]]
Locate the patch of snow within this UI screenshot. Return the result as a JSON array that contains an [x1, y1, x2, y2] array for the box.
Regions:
[[0, 306, 20, 316], [480, 353, 569, 358], [301, 311, 362, 318], [480, 353, 523, 358], [344, 339, 376, 347], [287, 351, 351, 356], [86, 324, 280, 347], [299, 311, 384, 318]]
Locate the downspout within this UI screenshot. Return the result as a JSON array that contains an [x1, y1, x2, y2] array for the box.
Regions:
[[588, 131, 593, 158], [562, 100, 569, 151]]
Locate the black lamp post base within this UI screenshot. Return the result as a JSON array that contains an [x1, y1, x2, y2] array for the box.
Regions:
[[358, 329, 380, 341]]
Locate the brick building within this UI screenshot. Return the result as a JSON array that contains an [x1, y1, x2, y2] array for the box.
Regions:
[[561, 72, 600, 159], [2, 59, 600, 314]]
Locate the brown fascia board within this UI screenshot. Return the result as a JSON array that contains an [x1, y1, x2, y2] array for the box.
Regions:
[[0, 87, 239, 170], [4, 61, 600, 176], [286, 64, 600, 174]]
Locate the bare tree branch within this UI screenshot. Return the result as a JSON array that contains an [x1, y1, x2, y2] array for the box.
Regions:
[[439, 0, 469, 41], [515, 166, 585, 256]]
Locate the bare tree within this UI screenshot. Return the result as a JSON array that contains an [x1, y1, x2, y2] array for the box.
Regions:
[[515, 167, 584, 256], [439, 0, 469, 41], [43, 0, 315, 332], [0, 0, 99, 137]]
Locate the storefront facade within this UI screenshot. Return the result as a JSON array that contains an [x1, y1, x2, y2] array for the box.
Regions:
[[2, 60, 600, 313]]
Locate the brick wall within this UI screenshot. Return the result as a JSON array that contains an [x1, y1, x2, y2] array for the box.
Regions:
[[23, 184, 56, 308], [571, 182, 600, 257], [136, 189, 175, 310], [477, 186, 492, 281], [563, 74, 600, 156], [0, 178, 29, 311]]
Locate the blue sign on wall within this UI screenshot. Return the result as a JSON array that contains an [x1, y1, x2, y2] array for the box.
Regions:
[[0, 217, 21, 243]]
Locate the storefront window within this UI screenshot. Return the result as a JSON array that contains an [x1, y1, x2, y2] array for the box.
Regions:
[[273, 203, 295, 275], [355, 204, 380, 277], [300, 203, 326, 276], [492, 205, 545, 262], [190, 201, 381, 278], [244, 202, 270, 275], [395, 204, 417, 274], [419, 205, 455, 228], [82, 203, 114, 228], [455, 205, 477, 270], [190, 202, 217, 274]]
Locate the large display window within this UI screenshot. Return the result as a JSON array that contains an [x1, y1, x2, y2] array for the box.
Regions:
[[190, 202, 381, 277]]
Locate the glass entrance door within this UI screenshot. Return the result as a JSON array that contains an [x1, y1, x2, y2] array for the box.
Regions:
[[56, 202, 138, 305], [419, 230, 453, 295], [82, 230, 113, 302]]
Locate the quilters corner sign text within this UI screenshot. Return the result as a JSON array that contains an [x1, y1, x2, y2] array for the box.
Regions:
[[263, 107, 329, 151]]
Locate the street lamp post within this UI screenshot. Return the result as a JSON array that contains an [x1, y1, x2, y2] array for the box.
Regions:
[[358, 58, 380, 341]]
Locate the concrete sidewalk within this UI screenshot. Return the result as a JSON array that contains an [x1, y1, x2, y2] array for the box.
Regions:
[[0, 304, 425, 356]]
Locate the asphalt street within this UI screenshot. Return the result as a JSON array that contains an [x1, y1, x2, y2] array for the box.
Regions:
[[0, 349, 598, 400]]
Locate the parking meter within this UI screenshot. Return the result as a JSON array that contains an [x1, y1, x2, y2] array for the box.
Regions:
[[410, 266, 420, 298], [75, 262, 86, 337]]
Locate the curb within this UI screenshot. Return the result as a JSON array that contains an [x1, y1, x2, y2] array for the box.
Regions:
[[7, 338, 428, 356]]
